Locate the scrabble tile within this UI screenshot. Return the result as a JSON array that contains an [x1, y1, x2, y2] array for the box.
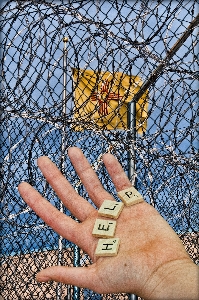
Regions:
[[98, 200, 124, 219], [92, 219, 117, 238], [95, 238, 120, 256], [118, 187, 144, 206]]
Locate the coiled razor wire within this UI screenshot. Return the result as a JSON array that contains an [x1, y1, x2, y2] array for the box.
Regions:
[[0, 1, 198, 299]]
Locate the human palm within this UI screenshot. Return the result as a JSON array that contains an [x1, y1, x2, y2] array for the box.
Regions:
[[18, 147, 196, 299]]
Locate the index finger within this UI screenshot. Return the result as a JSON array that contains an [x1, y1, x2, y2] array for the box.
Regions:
[[102, 153, 132, 191]]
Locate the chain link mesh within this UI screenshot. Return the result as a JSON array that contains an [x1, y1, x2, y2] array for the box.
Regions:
[[1, 0, 198, 299]]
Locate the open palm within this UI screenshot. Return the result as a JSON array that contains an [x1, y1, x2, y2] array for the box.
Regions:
[[18, 147, 196, 299]]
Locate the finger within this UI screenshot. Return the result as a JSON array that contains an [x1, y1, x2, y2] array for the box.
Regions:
[[68, 147, 115, 207], [102, 153, 132, 191], [36, 265, 106, 294], [37, 156, 95, 221], [18, 182, 84, 247]]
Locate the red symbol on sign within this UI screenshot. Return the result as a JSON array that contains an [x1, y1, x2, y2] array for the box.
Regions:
[[91, 80, 123, 116]]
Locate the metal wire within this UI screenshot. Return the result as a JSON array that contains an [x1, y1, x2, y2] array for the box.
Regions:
[[1, 0, 198, 299]]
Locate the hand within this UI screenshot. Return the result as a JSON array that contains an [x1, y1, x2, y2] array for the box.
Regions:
[[18, 147, 198, 299]]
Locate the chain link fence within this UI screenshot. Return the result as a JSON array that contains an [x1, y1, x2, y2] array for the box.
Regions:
[[1, 0, 198, 299]]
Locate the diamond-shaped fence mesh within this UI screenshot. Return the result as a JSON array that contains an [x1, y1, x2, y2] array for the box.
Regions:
[[0, 0, 198, 299]]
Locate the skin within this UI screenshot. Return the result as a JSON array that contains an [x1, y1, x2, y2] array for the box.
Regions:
[[18, 147, 198, 300]]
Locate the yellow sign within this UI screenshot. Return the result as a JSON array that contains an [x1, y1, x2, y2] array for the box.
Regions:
[[72, 68, 148, 133]]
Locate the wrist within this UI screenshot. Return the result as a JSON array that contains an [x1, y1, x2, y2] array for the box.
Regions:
[[144, 259, 199, 300]]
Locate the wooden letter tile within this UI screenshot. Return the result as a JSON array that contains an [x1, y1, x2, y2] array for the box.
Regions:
[[98, 200, 124, 219], [95, 238, 120, 256], [118, 187, 144, 206], [92, 219, 117, 238]]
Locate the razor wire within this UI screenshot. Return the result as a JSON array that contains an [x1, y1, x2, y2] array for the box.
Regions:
[[1, 0, 199, 299]]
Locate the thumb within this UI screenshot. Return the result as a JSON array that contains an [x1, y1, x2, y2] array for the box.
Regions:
[[36, 265, 100, 292]]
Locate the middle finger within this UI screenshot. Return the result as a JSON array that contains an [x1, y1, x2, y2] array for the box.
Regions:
[[68, 147, 115, 207]]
